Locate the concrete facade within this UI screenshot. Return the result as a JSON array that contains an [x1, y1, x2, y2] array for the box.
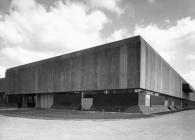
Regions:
[[5, 36, 140, 94], [1, 36, 195, 111], [0, 78, 6, 105], [0, 78, 6, 92], [140, 38, 195, 100]]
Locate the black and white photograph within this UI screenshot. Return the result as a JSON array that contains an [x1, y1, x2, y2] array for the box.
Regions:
[[0, 0, 195, 139]]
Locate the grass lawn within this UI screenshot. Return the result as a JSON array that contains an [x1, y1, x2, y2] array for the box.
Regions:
[[0, 108, 153, 120]]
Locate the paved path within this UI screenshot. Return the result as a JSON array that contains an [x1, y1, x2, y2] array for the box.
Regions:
[[0, 110, 195, 140]]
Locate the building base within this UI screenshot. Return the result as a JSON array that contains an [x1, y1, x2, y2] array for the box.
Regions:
[[4, 89, 195, 113]]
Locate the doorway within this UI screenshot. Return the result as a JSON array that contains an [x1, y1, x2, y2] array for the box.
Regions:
[[27, 94, 35, 107]]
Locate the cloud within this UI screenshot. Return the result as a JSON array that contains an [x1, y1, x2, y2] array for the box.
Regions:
[[2, 0, 108, 53], [87, 0, 124, 15], [1, 47, 52, 64], [186, 54, 195, 60], [183, 71, 195, 88], [0, 66, 6, 78], [106, 28, 131, 42], [0, 0, 126, 78], [148, 0, 157, 3], [0, 0, 107, 69], [165, 19, 170, 24], [134, 17, 195, 87]]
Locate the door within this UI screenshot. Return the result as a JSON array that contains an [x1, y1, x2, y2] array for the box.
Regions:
[[27, 94, 35, 107]]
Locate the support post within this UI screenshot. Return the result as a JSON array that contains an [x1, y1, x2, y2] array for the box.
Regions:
[[81, 92, 84, 98], [172, 101, 175, 106], [165, 100, 168, 106], [145, 93, 150, 107]]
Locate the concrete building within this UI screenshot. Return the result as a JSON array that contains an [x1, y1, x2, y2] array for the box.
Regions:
[[1, 36, 195, 112], [0, 78, 6, 105]]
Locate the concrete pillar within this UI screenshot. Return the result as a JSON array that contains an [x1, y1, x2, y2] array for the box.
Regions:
[[138, 92, 146, 105], [145, 94, 150, 107], [37, 94, 53, 108], [35, 94, 41, 108], [165, 100, 168, 106], [22, 95, 27, 107], [6, 95, 8, 103], [81, 92, 84, 98], [172, 101, 175, 106]]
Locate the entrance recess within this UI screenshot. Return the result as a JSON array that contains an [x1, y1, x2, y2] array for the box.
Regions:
[[27, 94, 35, 107]]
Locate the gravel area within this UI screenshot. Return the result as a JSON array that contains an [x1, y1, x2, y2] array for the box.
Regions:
[[0, 109, 195, 140]]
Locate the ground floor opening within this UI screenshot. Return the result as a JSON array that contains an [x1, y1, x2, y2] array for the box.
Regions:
[[4, 89, 195, 113], [0, 92, 5, 105]]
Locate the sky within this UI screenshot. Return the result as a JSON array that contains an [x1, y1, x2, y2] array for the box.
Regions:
[[0, 0, 195, 87]]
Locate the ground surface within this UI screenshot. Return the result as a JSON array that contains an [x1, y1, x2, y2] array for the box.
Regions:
[[0, 109, 195, 140], [0, 108, 152, 120]]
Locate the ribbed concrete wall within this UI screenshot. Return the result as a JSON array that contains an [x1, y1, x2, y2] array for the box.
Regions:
[[36, 94, 53, 108], [5, 36, 140, 95], [189, 92, 195, 101], [4, 35, 195, 103], [0, 78, 6, 92], [140, 37, 195, 101]]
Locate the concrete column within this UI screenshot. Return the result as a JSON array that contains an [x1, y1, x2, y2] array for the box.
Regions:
[[145, 94, 150, 107], [6, 95, 8, 103], [38, 94, 53, 108], [22, 95, 27, 107], [172, 101, 175, 106], [138, 92, 146, 105], [165, 100, 168, 106], [35, 94, 40, 108], [81, 92, 84, 98]]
